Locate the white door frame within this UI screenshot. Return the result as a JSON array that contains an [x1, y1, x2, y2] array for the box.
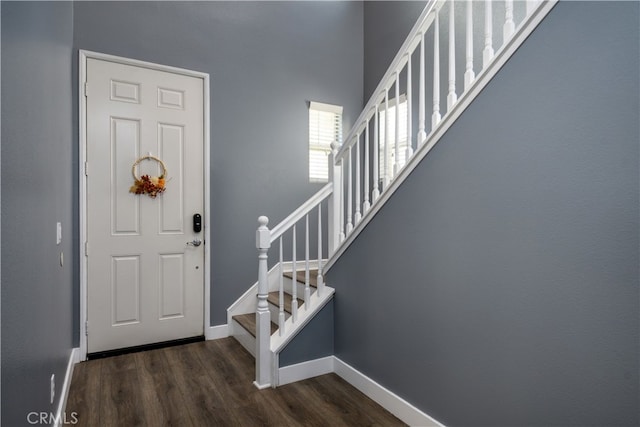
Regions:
[[78, 50, 211, 360]]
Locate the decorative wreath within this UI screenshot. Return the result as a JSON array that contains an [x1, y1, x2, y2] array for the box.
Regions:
[[129, 155, 167, 198]]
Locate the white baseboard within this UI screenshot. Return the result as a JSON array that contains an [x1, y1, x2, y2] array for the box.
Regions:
[[205, 324, 229, 340], [278, 356, 334, 386], [54, 347, 80, 427], [333, 357, 445, 427]]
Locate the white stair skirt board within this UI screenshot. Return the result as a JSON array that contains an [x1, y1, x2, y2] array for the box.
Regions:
[[205, 324, 229, 340], [55, 348, 81, 427], [278, 356, 334, 386], [333, 357, 445, 427]]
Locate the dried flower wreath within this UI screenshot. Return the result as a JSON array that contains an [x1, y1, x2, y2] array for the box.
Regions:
[[129, 155, 167, 198]]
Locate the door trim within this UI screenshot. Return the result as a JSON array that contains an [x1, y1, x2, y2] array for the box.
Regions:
[[78, 50, 211, 360]]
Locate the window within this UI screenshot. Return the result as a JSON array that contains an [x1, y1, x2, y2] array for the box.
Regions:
[[378, 96, 408, 184], [309, 101, 343, 183]]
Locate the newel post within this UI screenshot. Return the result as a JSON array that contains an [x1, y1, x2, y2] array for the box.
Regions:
[[328, 143, 342, 254], [254, 216, 272, 389]]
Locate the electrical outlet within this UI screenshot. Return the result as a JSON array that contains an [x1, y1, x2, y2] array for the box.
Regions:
[[50, 374, 55, 404]]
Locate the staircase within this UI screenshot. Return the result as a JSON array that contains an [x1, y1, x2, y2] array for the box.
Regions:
[[230, 268, 327, 354], [228, 0, 558, 389]]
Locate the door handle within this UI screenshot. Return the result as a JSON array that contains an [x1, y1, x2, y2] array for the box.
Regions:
[[187, 239, 202, 247]]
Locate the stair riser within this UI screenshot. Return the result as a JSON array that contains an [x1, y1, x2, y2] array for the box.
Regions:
[[271, 277, 315, 305], [268, 301, 291, 323], [231, 319, 256, 357], [293, 281, 316, 302]]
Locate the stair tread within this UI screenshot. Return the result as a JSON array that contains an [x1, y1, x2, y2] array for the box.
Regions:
[[233, 313, 278, 337], [268, 291, 304, 313], [283, 269, 318, 287]]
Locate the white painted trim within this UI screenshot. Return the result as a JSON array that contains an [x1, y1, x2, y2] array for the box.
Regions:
[[333, 357, 445, 427], [253, 380, 271, 390], [205, 324, 229, 340], [278, 356, 334, 386], [54, 348, 80, 427], [78, 50, 211, 360], [202, 62, 212, 345], [79, 51, 88, 360], [324, 0, 559, 274], [309, 101, 343, 115]]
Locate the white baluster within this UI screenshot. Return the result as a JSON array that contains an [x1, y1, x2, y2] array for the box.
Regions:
[[447, 0, 457, 110], [354, 133, 362, 224], [504, 0, 515, 41], [483, 0, 494, 67], [384, 90, 390, 188], [363, 120, 371, 213], [432, 9, 441, 128], [278, 236, 285, 336], [339, 157, 345, 242], [372, 105, 380, 201], [304, 214, 310, 309], [255, 216, 271, 388], [464, 0, 475, 90], [317, 204, 324, 297], [417, 32, 427, 145], [346, 146, 353, 234], [394, 71, 401, 176], [291, 224, 298, 322], [328, 144, 342, 252], [406, 54, 414, 159]]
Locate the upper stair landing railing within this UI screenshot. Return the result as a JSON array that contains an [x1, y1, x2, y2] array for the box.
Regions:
[[253, 0, 558, 389], [324, 0, 558, 271]]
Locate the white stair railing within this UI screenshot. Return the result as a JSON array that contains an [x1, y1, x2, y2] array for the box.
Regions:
[[253, 0, 558, 389], [325, 0, 558, 270], [254, 183, 333, 388]]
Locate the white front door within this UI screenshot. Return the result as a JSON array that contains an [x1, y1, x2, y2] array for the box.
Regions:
[[85, 57, 205, 354]]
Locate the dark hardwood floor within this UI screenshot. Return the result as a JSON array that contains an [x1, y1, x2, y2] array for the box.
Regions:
[[67, 337, 406, 426]]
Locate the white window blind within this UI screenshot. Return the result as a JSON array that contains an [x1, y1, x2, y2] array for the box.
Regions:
[[378, 95, 408, 183], [309, 101, 343, 183]]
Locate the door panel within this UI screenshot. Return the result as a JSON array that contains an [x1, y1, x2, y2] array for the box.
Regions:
[[159, 253, 185, 319], [111, 118, 141, 235], [158, 123, 185, 233], [111, 256, 140, 325], [86, 58, 205, 353]]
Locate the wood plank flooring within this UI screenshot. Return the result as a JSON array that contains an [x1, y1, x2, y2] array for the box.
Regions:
[[67, 337, 406, 426]]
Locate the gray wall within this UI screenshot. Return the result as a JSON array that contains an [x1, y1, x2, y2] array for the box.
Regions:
[[363, 1, 427, 102], [1, 2, 75, 425], [329, 1, 639, 426], [279, 299, 334, 367], [72, 1, 364, 328]]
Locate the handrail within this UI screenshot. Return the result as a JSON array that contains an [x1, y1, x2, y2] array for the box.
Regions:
[[334, 0, 442, 162], [269, 183, 332, 243]]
